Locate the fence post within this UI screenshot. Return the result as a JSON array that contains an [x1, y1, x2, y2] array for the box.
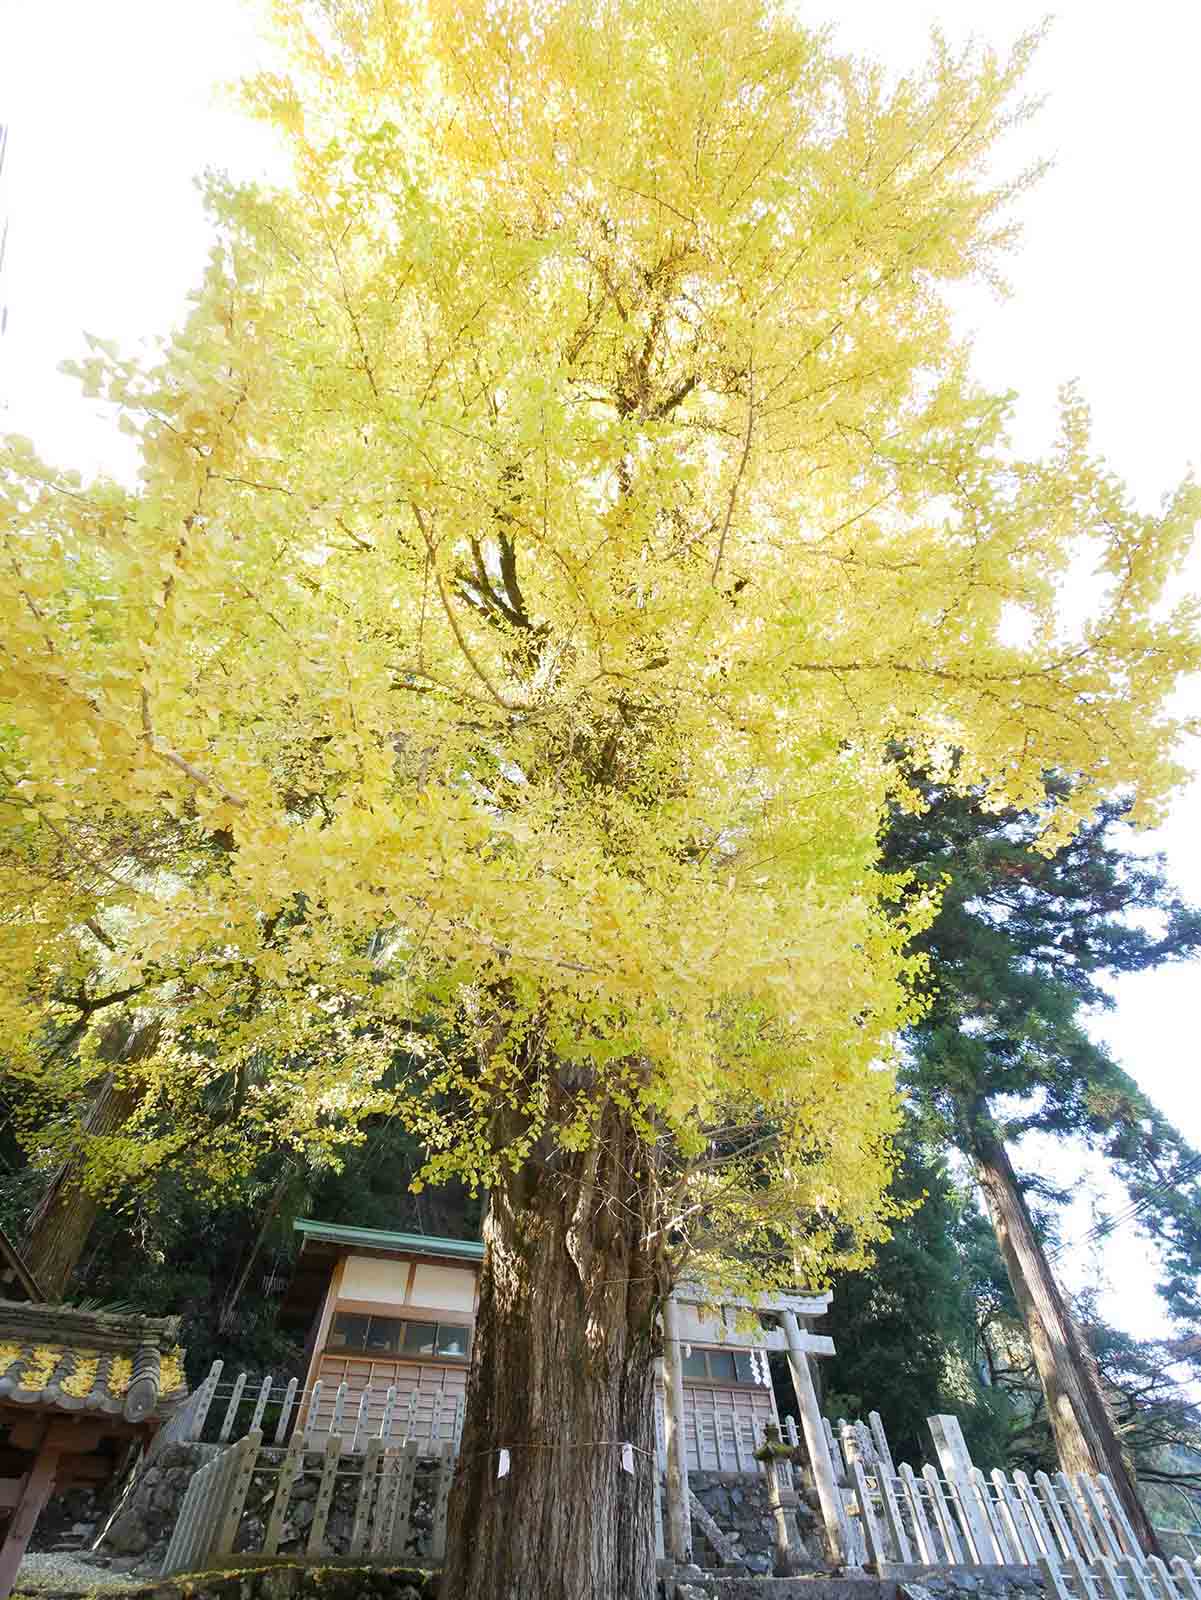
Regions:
[[188, 1360, 224, 1442], [898, 1464, 937, 1564], [867, 1412, 896, 1477], [379, 1385, 397, 1444], [1054, 1473, 1103, 1564], [249, 1375, 274, 1435], [306, 1434, 343, 1556], [302, 1380, 323, 1446], [350, 1437, 384, 1557], [351, 1390, 370, 1453], [264, 1431, 307, 1555], [850, 1460, 889, 1569], [877, 1465, 913, 1566], [927, 1414, 1000, 1564], [1076, 1476, 1126, 1562], [922, 1464, 965, 1564], [428, 1440, 453, 1564], [214, 1430, 262, 1559], [1034, 1471, 1082, 1563], [990, 1468, 1042, 1564], [217, 1372, 247, 1444], [274, 1377, 299, 1445], [386, 1441, 420, 1559], [330, 1381, 349, 1439]]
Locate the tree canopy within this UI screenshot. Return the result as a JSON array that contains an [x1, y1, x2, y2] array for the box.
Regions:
[[3, 0, 1198, 1307]]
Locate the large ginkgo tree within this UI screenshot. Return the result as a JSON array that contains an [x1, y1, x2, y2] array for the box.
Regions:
[[2, 1, 1198, 1594]]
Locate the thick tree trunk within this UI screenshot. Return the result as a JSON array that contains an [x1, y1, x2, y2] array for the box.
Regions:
[[441, 1104, 663, 1600], [973, 1129, 1160, 1554], [23, 1016, 160, 1301]]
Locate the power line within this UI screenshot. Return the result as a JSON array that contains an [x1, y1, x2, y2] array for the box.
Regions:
[[1048, 1149, 1201, 1263]]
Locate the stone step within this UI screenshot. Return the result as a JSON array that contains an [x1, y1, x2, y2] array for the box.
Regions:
[[671, 1577, 901, 1600]]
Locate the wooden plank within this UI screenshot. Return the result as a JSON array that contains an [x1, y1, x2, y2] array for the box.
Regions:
[[1171, 1560, 1201, 1600], [387, 1442, 420, 1560], [1014, 1470, 1057, 1559], [1065, 1554, 1104, 1600], [306, 1434, 343, 1556], [218, 1372, 248, 1443], [928, 1415, 1000, 1564], [868, 1412, 896, 1476], [825, 1418, 846, 1478], [689, 1489, 742, 1566], [350, 1438, 383, 1558], [653, 1463, 665, 1562], [922, 1466, 965, 1564], [351, 1391, 371, 1453], [992, 1468, 1042, 1564], [302, 1380, 323, 1446], [1149, 1556, 1186, 1600], [274, 1377, 299, 1446], [189, 1360, 224, 1442], [1089, 1555, 1128, 1600], [371, 1447, 401, 1559], [264, 1432, 307, 1555], [215, 1431, 262, 1559], [1039, 1556, 1075, 1600], [1077, 1476, 1126, 1562], [428, 1440, 453, 1564], [850, 1459, 889, 1568], [330, 1381, 349, 1439], [971, 1466, 1020, 1564], [877, 1471, 913, 1566], [249, 1375, 274, 1436], [1055, 1473, 1103, 1563], [1096, 1475, 1145, 1559], [378, 1385, 397, 1444], [188, 1456, 224, 1572], [898, 1463, 937, 1564], [1118, 1555, 1161, 1600], [1036, 1470, 1083, 1562]]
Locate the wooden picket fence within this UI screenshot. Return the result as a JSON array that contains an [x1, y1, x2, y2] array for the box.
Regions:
[[152, 1360, 465, 1456], [1039, 1549, 1201, 1600], [841, 1410, 1194, 1600], [161, 1428, 454, 1576]]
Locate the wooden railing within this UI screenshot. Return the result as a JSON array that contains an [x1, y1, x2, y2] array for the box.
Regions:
[[161, 1429, 454, 1576], [1040, 1549, 1201, 1600], [157, 1361, 465, 1454]]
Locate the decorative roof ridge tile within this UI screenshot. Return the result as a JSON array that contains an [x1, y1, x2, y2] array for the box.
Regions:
[[0, 1299, 181, 1351]]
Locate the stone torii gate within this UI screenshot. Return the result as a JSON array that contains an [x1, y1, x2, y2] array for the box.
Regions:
[[659, 1285, 850, 1567]]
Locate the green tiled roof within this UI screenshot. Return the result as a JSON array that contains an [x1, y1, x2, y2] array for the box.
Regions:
[[293, 1219, 484, 1261]]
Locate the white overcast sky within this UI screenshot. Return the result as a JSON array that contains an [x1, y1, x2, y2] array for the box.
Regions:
[[1, 1, 1198, 1345]]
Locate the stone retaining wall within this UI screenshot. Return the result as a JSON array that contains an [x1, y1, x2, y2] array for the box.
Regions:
[[686, 1471, 826, 1574]]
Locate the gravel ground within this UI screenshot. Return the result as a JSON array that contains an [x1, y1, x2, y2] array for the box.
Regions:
[[15, 1554, 142, 1592]]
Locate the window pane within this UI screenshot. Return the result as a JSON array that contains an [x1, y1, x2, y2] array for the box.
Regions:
[[329, 1313, 369, 1352], [681, 1350, 707, 1378], [402, 1321, 437, 1356], [733, 1352, 757, 1383], [707, 1352, 737, 1381], [436, 1324, 470, 1359], [366, 1316, 402, 1355]]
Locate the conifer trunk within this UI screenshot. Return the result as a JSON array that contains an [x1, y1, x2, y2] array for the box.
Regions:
[[441, 1101, 662, 1600], [972, 1129, 1160, 1554], [23, 1016, 160, 1301]]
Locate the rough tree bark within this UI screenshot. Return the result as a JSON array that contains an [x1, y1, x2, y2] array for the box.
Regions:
[[22, 1015, 161, 1301], [441, 1098, 664, 1600], [972, 1127, 1161, 1554]]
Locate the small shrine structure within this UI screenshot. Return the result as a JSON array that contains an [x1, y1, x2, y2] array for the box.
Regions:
[[0, 1291, 189, 1598]]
